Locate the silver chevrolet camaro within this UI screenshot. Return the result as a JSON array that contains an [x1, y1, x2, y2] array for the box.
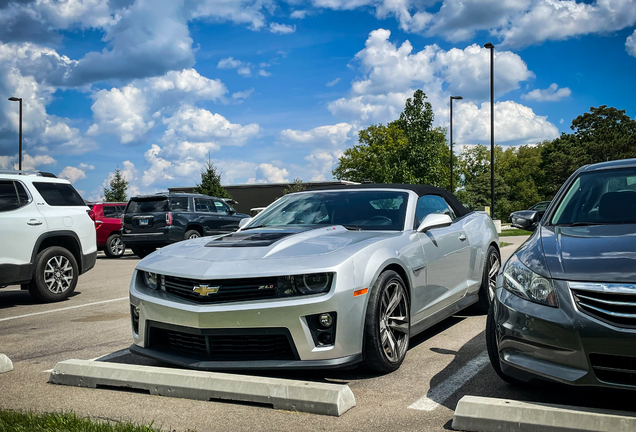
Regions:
[[128, 184, 499, 373]]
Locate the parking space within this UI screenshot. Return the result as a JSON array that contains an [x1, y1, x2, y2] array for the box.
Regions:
[[5, 236, 630, 431]]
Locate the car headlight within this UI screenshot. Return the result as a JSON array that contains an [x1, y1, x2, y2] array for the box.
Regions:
[[143, 271, 158, 290], [276, 273, 333, 296], [502, 255, 558, 307]]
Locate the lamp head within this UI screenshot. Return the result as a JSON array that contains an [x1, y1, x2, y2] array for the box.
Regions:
[[484, 42, 494, 49], [8, 97, 21, 102], [451, 96, 463, 100]]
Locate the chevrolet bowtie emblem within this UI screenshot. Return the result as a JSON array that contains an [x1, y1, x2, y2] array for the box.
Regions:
[[193, 284, 220, 296]]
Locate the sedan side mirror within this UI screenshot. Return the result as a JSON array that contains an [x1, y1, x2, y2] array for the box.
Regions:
[[238, 217, 251, 229], [417, 213, 453, 233], [511, 210, 538, 231]]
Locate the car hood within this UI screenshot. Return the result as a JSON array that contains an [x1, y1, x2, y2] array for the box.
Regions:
[[539, 224, 636, 283], [151, 225, 398, 262]]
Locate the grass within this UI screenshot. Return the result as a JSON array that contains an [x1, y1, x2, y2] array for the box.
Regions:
[[0, 411, 166, 432], [499, 229, 533, 237], [499, 242, 512, 248]]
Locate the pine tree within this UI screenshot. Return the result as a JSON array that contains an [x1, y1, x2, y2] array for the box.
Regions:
[[194, 161, 231, 198], [103, 168, 129, 202], [283, 178, 306, 195]]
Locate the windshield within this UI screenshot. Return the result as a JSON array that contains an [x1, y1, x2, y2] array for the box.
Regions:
[[551, 168, 636, 225], [246, 190, 410, 231]]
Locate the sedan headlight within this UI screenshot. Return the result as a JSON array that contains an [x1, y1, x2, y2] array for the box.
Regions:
[[503, 255, 558, 307], [143, 271, 158, 290]]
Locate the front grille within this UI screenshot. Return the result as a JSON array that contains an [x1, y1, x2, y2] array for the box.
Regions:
[[148, 323, 297, 361], [590, 353, 636, 386], [570, 282, 636, 328], [164, 275, 278, 304]]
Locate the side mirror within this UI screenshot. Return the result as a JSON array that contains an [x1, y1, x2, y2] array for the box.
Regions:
[[511, 210, 538, 231], [417, 213, 453, 233], [238, 217, 251, 229], [228, 208, 236, 215]]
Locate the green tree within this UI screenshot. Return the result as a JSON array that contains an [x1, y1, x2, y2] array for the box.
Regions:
[[103, 168, 128, 202], [540, 105, 636, 197], [283, 178, 307, 195], [194, 161, 231, 199], [333, 90, 452, 188]]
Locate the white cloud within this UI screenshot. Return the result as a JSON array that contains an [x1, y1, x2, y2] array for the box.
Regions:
[[218, 57, 243, 69], [232, 88, 255, 99], [522, 83, 571, 102], [259, 69, 271, 77], [290, 10, 309, 19], [79, 163, 95, 170], [304, 148, 345, 181], [18, 154, 56, 171], [88, 68, 227, 144], [280, 123, 354, 147], [269, 23, 296, 34], [238, 66, 252, 77], [452, 100, 560, 145], [58, 166, 87, 183], [326, 77, 341, 87], [257, 163, 289, 183], [627, 30, 636, 57], [190, 0, 274, 30]]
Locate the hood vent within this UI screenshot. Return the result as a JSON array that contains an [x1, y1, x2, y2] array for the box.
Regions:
[[205, 229, 309, 248]]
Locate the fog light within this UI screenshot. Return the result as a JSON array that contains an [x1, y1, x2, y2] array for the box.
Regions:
[[318, 333, 333, 345], [319, 313, 333, 328], [131, 305, 140, 335]]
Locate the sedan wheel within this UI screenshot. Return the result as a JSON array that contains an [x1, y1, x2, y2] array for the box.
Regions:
[[488, 252, 501, 302], [472, 245, 501, 314], [104, 234, 125, 258], [363, 270, 410, 373]]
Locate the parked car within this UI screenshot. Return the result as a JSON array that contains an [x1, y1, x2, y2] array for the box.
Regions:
[[487, 158, 636, 390], [0, 170, 97, 302], [89, 202, 127, 258], [121, 193, 249, 258], [509, 201, 550, 229], [128, 184, 499, 373]]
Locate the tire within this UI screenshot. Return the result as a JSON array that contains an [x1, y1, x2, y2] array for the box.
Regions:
[[362, 270, 410, 374], [28, 246, 78, 303], [472, 245, 501, 314], [104, 234, 125, 258], [131, 246, 156, 258], [184, 229, 201, 240], [486, 302, 523, 385]]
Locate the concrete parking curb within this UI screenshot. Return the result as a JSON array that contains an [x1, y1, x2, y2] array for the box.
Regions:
[[452, 395, 636, 432], [49, 359, 355, 416], [0, 354, 13, 373]]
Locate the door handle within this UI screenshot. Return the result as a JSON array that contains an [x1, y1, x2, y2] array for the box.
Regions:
[[27, 219, 43, 226], [458, 234, 467, 241]]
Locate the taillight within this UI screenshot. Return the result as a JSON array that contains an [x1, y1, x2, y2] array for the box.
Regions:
[[87, 210, 96, 221], [166, 212, 173, 226]]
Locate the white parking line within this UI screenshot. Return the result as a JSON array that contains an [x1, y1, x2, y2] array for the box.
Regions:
[[0, 297, 128, 322], [408, 351, 489, 412]]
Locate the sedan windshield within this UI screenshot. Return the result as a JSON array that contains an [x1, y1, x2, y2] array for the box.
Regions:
[[246, 190, 409, 231], [551, 168, 636, 225]]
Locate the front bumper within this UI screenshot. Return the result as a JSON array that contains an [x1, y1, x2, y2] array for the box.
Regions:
[[492, 279, 636, 389], [129, 268, 368, 370]]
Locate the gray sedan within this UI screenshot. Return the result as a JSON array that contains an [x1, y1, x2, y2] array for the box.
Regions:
[[488, 158, 636, 389], [129, 184, 499, 373]]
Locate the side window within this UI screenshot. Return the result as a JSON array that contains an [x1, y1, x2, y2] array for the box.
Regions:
[[33, 182, 85, 206], [213, 199, 231, 214], [170, 197, 190, 212], [194, 198, 216, 213], [0, 181, 19, 212], [415, 195, 457, 227], [103, 206, 119, 218], [15, 182, 30, 206]]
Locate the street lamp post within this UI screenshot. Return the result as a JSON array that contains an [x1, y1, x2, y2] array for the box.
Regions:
[[484, 42, 495, 218], [8, 97, 22, 171], [449, 95, 463, 192]]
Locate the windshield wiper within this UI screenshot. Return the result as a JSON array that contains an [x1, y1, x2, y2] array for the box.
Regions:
[[556, 222, 604, 227], [241, 225, 267, 230], [342, 224, 363, 231]]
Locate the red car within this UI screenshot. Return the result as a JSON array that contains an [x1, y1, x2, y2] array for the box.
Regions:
[[89, 202, 127, 258]]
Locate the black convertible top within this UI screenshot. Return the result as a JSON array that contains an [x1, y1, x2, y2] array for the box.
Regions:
[[313, 183, 471, 217]]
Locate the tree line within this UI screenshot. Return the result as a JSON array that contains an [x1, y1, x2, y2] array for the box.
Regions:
[[334, 92, 636, 221]]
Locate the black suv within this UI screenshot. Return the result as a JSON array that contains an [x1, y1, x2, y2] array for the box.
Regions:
[[121, 193, 249, 258]]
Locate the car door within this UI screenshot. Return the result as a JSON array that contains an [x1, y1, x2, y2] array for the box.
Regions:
[[0, 180, 47, 274], [212, 198, 242, 233], [412, 195, 472, 321], [193, 197, 220, 235]]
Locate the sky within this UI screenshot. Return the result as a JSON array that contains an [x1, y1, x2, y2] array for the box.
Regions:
[[0, 0, 635, 200]]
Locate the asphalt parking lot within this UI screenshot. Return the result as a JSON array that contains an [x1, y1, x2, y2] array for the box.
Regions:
[[2, 235, 635, 431]]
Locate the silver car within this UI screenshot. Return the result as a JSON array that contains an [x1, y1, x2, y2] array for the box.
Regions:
[[129, 185, 499, 373]]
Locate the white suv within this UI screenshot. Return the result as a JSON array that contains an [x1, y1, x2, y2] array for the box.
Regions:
[[0, 170, 97, 302]]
